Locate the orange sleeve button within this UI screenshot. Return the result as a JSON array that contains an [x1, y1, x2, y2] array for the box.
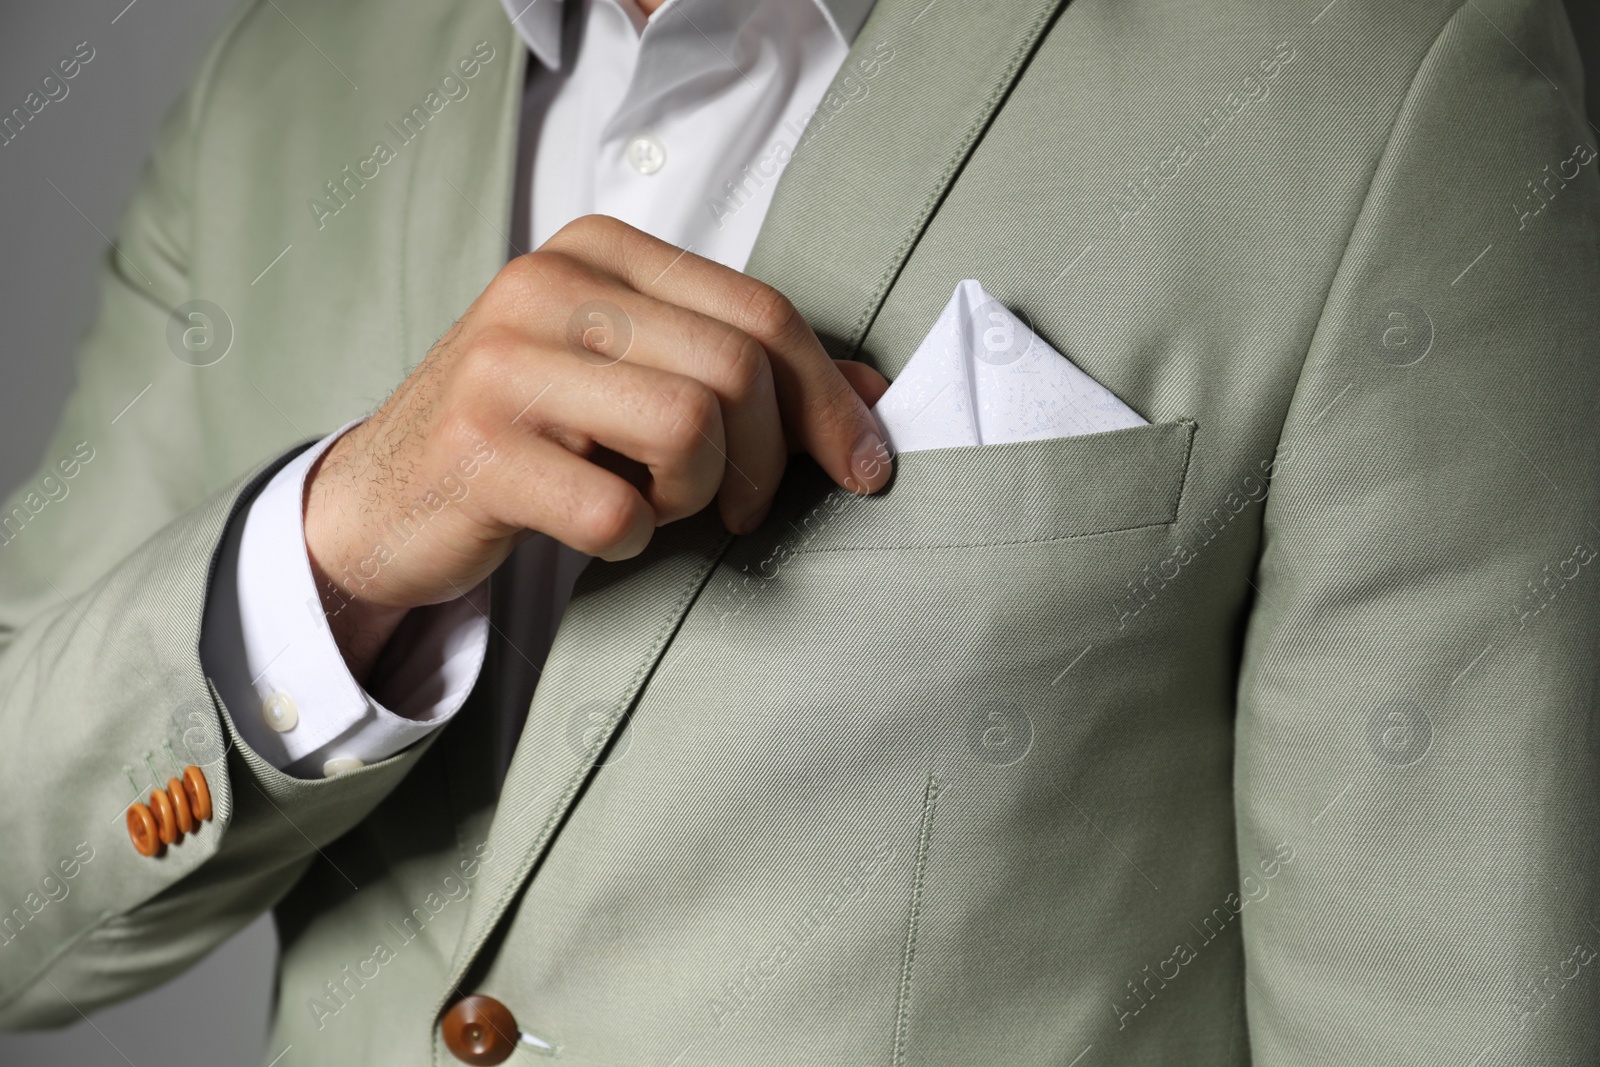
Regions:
[[182, 765, 212, 822], [126, 764, 213, 857], [166, 777, 195, 835], [148, 787, 178, 845], [126, 803, 162, 857]]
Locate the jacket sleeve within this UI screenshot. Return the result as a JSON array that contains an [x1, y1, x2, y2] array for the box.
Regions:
[[0, 24, 435, 1028], [1235, 0, 1600, 1061]]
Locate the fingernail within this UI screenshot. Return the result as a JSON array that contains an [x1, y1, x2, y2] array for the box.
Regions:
[[849, 428, 890, 492]]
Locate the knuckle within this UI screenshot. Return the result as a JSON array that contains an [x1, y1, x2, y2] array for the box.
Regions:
[[544, 218, 584, 251], [497, 252, 544, 290], [456, 328, 522, 389], [736, 283, 802, 346], [501, 250, 579, 299], [576, 212, 624, 238], [711, 329, 768, 401], [659, 378, 719, 455], [578, 483, 641, 550], [551, 213, 623, 254]]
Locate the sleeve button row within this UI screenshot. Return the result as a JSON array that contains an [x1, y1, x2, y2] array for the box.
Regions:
[[126, 765, 212, 858]]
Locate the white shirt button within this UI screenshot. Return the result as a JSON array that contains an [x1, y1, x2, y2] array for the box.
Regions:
[[262, 691, 299, 732], [322, 756, 365, 778], [626, 134, 667, 175]]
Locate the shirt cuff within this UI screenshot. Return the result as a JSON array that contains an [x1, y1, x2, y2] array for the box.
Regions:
[[200, 418, 490, 779]]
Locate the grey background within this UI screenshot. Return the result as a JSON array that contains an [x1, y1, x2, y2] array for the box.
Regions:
[[0, 0, 1595, 1065]]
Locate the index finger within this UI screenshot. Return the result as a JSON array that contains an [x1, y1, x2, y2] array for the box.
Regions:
[[545, 216, 893, 496]]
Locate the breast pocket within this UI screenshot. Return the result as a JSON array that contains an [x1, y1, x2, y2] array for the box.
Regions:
[[787, 418, 1197, 555]]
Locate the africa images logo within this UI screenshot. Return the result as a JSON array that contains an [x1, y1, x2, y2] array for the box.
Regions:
[[306, 42, 497, 231]]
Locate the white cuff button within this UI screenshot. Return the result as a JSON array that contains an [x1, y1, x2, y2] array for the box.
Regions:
[[263, 691, 299, 732], [322, 756, 365, 778]]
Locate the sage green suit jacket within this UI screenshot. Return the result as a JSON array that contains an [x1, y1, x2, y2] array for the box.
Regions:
[[1, 0, 1596, 1062]]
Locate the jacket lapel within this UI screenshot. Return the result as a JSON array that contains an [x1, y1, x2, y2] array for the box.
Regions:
[[399, 2, 528, 365], [744, 0, 1074, 368], [441, 0, 1073, 998]]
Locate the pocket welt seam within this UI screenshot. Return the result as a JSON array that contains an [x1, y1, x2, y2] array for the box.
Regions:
[[793, 419, 1197, 554], [792, 515, 1182, 554]]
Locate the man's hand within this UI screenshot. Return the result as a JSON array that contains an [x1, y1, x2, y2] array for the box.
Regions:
[[303, 215, 892, 682]]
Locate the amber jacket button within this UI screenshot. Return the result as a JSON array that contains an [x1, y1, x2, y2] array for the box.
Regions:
[[441, 995, 518, 1065]]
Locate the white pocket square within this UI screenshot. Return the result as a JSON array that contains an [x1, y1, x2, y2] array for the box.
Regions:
[[872, 279, 1146, 453]]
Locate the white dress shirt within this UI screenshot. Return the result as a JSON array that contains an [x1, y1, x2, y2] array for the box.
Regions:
[[202, 0, 876, 778]]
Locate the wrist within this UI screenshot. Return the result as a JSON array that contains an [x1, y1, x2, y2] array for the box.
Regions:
[[314, 576, 409, 687], [303, 438, 409, 685]]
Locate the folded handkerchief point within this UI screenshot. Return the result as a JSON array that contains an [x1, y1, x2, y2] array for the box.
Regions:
[[872, 280, 1147, 454]]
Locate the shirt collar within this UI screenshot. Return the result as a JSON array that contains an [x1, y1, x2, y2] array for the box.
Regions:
[[499, 0, 876, 71]]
